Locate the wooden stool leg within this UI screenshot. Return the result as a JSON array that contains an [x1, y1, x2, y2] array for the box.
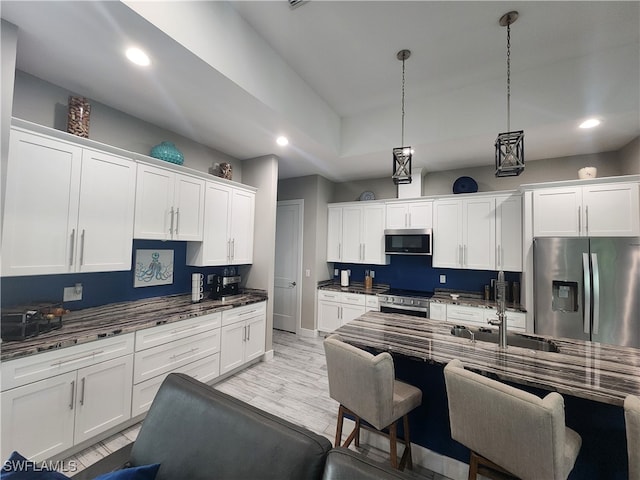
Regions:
[[335, 405, 345, 447], [354, 416, 361, 447], [468, 451, 480, 480], [389, 421, 398, 469], [400, 414, 413, 471]]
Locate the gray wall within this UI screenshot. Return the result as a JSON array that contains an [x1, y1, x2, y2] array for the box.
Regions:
[[12, 71, 242, 180], [330, 177, 397, 203], [242, 155, 279, 352], [277, 175, 335, 332], [1, 21, 18, 231], [620, 137, 640, 175]]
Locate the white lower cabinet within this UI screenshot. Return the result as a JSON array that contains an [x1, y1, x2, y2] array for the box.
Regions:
[[131, 312, 222, 416], [0, 335, 135, 462], [220, 302, 266, 375], [429, 302, 447, 321], [445, 304, 525, 332], [317, 290, 368, 333]]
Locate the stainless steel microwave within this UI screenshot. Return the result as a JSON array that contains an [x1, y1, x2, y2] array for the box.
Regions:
[[384, 228, 432, 256]]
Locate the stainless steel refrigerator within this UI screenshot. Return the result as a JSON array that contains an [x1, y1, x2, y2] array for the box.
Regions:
[[533, 236, 640, 347]]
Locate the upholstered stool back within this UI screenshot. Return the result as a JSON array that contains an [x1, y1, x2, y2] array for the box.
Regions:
[[625, 394, 640, 480]]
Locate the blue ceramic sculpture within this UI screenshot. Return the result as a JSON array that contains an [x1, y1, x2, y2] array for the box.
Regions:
[[150, 141, 184, 165]]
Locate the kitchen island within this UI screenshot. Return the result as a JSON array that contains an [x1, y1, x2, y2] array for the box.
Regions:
[[335, 312, 640, 479]]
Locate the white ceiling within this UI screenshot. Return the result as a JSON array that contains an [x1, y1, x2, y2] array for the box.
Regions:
[[2, 1, 639, 181]]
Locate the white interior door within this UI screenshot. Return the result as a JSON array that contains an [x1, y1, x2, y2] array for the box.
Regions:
[[274, 201, 303, 333]]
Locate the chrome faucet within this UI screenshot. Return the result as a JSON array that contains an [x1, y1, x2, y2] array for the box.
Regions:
[[460, 327, 475, 343], [488, 270, 508, 348]]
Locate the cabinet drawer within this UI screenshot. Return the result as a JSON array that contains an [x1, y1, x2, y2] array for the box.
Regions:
[[133, 329, 220, 384], [131, 353, 220, 417], [1, 334, 135, 391], [484, 309, 526, 331], [342, 293, 366, 306], [135, 312, 221, 351], [318, 290, 341, 302], [221, 302, 266, 327], [446, 305, 484, 325], [365, 295, 379, 309]]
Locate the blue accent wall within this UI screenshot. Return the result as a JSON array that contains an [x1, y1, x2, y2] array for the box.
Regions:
[[1, 240, 241, 310], [333, 255, 520, 294]]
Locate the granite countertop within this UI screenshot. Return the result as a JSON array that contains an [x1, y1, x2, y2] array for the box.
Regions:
[[317, 280, 390, 295], [334, 311, 640, 407], [430, 288, 526, 313], [0, 290, 268, 361]]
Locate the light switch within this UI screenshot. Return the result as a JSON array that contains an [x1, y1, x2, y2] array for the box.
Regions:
[[439, 275, 446, 284], [370, 270, 375, 278], [305, 269, 311, 277]]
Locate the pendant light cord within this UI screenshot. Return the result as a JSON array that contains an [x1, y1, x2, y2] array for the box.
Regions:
[[401, 56, 406, 147], [506, 22, 511, 133]]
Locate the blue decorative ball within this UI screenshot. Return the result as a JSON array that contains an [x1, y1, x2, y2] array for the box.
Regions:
[[150, 141, 184, 165]]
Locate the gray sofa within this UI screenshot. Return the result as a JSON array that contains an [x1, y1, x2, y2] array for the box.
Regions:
[[71, 373, 414, 480]]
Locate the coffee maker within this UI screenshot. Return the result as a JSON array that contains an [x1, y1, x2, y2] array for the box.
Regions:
[[210, 273, 241, 300]]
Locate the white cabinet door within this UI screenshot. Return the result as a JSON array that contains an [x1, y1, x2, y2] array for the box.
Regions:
[[496, 195, 522, 272], [463, 197, 495, 270], [173, 175, 205, 241], [341, 304, 366, 326], [74, 355, 133, 444], [245, 315, 266, 363], [433, 200, 463, 268], [533, 188, 582, 237], [220, 322, 245, 375], [407, 201, 433, 228], [229, 188, 255, 264], [386, 203, 410, 229], [362, 205, 387, 264], [1, 371, 76, 462], [430, 302, 447, 321], [2, 130, 81, 276], [76, 149, 136, 272], [134, 164, 174, 240], [583, 183, 640, 236], [341, 206, 363, 263], [327, 207, 343, 262], [318, 300, 341, 332]]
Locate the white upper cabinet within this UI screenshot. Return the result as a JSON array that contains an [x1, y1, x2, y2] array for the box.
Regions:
[[2, 128, 135, 277], [326, 203, 388, 265], [385, 200, 433, 229], [187, 182, 255, 266], [134, 163, 205, 241], [495, 194, 522, 272], [533, 183, 639, 237], [433, 195, 500, 271]]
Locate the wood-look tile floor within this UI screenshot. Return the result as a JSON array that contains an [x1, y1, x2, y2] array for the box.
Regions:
[[63, 330, 451, 480]]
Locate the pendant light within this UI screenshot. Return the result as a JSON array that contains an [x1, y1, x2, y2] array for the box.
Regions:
[[495, 11, 524, 177], [392, 49, 412, 185]]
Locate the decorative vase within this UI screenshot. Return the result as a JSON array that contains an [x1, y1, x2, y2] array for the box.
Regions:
[[150, 141, 184, 165], [578, 167, 597, 179], [67, 96, 91, 138]]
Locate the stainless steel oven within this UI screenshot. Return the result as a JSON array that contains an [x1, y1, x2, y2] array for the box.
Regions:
[[378, 289, 432, 318]]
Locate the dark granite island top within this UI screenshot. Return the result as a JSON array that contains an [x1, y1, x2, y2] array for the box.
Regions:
[[335, 311, 640, 407], [1, 290, 268, 361]]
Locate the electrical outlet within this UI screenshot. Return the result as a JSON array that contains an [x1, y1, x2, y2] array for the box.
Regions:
[[63, 283, 83, 302], [305, 269, 311, 277], [370, 270, 375, 278], [347, 269, 351, 276], [207, 274, 214, 285], [439, 275, 446, 284], [334, 269, 339, 276]]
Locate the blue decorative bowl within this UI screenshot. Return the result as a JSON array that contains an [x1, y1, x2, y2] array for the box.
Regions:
[[453, 176, 478, 194], [150, 141, 184, 165]]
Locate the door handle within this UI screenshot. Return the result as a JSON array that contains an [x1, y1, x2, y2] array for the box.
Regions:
[[591, 253, 600, 334], [231, 238, 235, 261], [463, 245, 467, 266], [79, 377, 86, 406], [578, 206, 581, 235], [247, 324, 250, 341], [69, 229, 76, 266], [80, 229, 86, 266], [169, 207, 175, 236], [69, 380, 76, 410], [582, 252, 591, 334], [289, 281, 297, 287], [585, 205, 589, 235], [175, 208, 180, 236]]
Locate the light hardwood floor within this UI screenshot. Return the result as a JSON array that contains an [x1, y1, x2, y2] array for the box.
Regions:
[[62, 330, 450, 479]]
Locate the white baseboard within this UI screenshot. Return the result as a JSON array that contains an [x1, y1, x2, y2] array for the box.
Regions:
[[342, 418, 469, 480], [262, 349, 274, 361], [297, 327, 318, 338]]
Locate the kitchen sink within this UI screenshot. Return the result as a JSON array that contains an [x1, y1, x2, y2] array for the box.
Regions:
[[450, 326, 559, 353]]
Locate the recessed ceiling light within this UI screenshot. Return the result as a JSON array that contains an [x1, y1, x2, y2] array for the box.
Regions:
[[579, 118, 601, 129], [126, 47, 151, 66], [276, 136, 289, 146]]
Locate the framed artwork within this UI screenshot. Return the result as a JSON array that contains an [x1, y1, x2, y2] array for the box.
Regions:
[[134, 249, 174, 288]]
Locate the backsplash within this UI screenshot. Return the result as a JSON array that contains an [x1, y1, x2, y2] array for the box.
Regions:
[[1, 240, 243, 310], [332, 255, 520, 294]]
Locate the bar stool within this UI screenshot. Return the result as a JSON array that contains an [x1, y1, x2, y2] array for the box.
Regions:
[[323, 334, 422, 470], [625, 394, 640, 480], [443, 359, 582, 480]]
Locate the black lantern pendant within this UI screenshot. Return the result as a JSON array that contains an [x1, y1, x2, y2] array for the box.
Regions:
[[495, 11, 525, 177], [392, 49, 412, 185]]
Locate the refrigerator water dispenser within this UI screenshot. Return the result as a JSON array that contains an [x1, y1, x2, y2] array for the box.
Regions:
[[552, 281, 578, 312]]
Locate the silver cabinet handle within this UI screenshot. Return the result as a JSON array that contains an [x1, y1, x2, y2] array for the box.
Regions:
[[338, 243, 342, 260], [227, 239, 231, 261], [583, 252, 591, 334], [464, 245, 467, 266], [80, 229, 86, 266], [458, 245, 462, 265], [175, 208, 180, 236], [578, 206, 581, 235], [69, 380, 75, 410], [69, 229, 76, 266], [405, 213, 408, 228], [169, 207, 175, 236], [247, 324, 251, 341], [244, 325, 247, 342], [170, 347, 199, 360], [591, 253, 600, 334], [585, 205, 589, 235], [79, 377, 86, 406], [231, 238, 235, 261]]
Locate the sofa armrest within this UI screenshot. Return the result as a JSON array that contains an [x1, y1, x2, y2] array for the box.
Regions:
[[322, 448, 416, 480], [69, 444, 132, 480]]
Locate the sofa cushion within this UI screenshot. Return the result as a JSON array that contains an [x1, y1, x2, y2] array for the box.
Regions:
[[92, 464, 159, 480], [129, 373, 332, 480]]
